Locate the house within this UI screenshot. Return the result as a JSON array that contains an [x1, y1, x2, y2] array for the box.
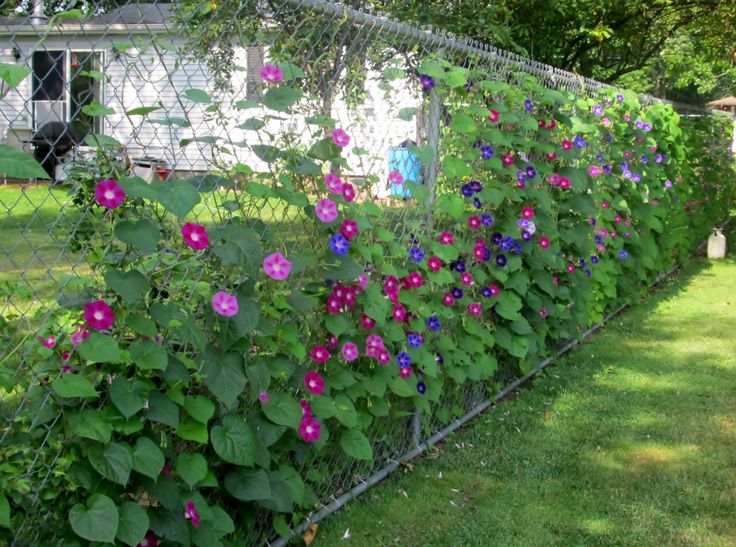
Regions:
[[0, 2, 421, 194]]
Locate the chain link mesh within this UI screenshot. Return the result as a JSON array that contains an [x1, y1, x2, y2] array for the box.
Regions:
[[0, 0, 724, 544]]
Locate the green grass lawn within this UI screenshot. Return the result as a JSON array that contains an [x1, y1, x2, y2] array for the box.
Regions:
[[314, 236, 736, 545]]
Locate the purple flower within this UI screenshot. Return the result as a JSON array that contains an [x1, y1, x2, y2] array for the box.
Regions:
[[602, 165, 612, 175], [640, 154, 649, 164], [451, 287, 464, 299], [655, 153, 664, 163], [526, 166, 537, 179], [469, 180, 483, 193], [481, 286, 493, 298], [591, 255, 599, 264], [329, 233, 350, 256], [573, 135, 586, 149], [521, 230, 531, 241], [585, 269, 592, 277], [407, 333, 424, 349], [664, 180, 673, 188], [619, 249, 629, 260], [496, 254, 507, 267], [592, 104, 604, 116], [481, 213, 494, 227], [643, 123, 652, 132], [451, 259, 466, 273], [635, 119, 645, 129], [524, 98, 534, 111], [419, 74, 435, 90], [616, 94, 625, 102], [409, 246, 425, 263], [417, 382, 426, 394], [426, 316, 441, 331], [396, 351, 411, 368], [461, 184, 474, 198], [480, 145, 494, 160], [491, 232, 502, 245], [435, 353, 444, 365]]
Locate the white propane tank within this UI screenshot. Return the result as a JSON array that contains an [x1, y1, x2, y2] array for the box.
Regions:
[[707, 228, 727, 259]]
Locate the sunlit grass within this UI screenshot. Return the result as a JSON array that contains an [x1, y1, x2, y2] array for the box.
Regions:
[[315, 227, 736, 546]]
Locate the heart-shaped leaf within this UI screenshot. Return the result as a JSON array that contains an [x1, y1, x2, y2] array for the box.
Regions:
[[129, 339, 167, 371], [104, 269, 149, 302], [132, 437, 165, 479], [0, 145, 49, 179], [153, 179, 200, 219], [116, 502, 149, 546], [224, 468, 270, 501], [339, 428, 373, 461], [88, 442, 133, 485], [211, 414, 257, 466], [69, 494, 119, 543], [114, 219, 161, 254], [78, 333, 122, 364], [109, 377, 150, 418], [176, 453, 208, 488]]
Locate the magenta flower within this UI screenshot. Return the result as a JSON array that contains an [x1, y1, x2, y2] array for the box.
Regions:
[[392, 304, 407, 322], [561, 139, 572, 151], [61, 351, 71, 362], [490, 284, 500, 297], [399, 366, 412, 379], [438, 232, 454, 245], [84, 300, 115, 331], [366, 334, 384, 351], [428, 256, 443, 271], [326, 294, 341, 314], [388, 170, 404, 185], [502, 153, 515, 167], [342, 183, 356, 202], [341, 342, 359, 362], [94, 179, 126, 209], [407, 272, 423, 288], [442, 293, 455, 306], [259, 64, 283, 84], [340, 219, 360, 240], [184, 500, 200, 528], [356, 274, 368, 288], [212, 291, 239, 317], [601, 201, 610, 209], [138, 531, 159, 547], [310, 345, 331, 364], [377, 348, 391, 365], [468, 215, 481, 229], [258, 391, 269, 404], [521, 206, 535, 220], [326, 334, 339, 350], [304, 371, 325, 395], [539, 236, 550, 249], [360, 313, 376, 330], [460, 272, 473, 286], [325, 173, 344, 194], [467, 303, 482, 317], [587, 165, 602, 178], [488, 109, 499, 122], [331, 128, 350, 148], [262, 251, 292, 280], [70, 327, 90, 346], [559, 177, 571, 190], [181, 223, 209, 250], [539, 307, 548, 319], [315, 198, 338, 223], [38, 335, 55, 349], [566, 263, 576, 273], [299, 416, 321, 442]]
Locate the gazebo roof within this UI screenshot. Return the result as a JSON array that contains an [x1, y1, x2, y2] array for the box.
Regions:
[[707, 96, 736, 107]]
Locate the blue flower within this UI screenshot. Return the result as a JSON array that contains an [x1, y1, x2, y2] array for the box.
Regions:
[[417, 381, 426, 394], [491, 232, 502, 245], [573, 135, 587, 149], [496, 253, 507, 267], [655, 153, 664, 163], [481, 213, 494, 227], [407, 333, 423, 349], [602, 165, 612, 175], [329, 233, 350, 256], [469, 180, 483, 193], [451, 259, 466, 273], [524, 98, 534, 111], [635, 119, 645, 129], [461, 184, 474, 197], [643, 123, 652, 132], [594, 235, 603, 244], [616, 93, 625, 102], [499, 236, 515, 252], [396, 351, 411, 368], [521, 230, 531, 241], [419, 75, 435, 90], [619, 249, 629, 260], [512, 242, 523, 255], [481, 286, 493, 298], [451, 287, 464, 299], [473, 197, 482, 209], [435, 353, 444, 364], [480, 145, 494, 160], [526, 166, 537, 179], [585, 269, 592, 277], [579, 259, 586, 268], [596, 154, 605, 162], [482, 247, 492, 261], [592, 104, 604, 116], [640, 154, 648, 164], [409, 246, 425, 263], [426, 316, 441, 331], [517, 173, 527, 184], [590, 255, 600, 264]]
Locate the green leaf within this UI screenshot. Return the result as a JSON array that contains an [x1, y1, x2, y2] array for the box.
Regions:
[[114, 219, 161, 254], [321, 256, 364, 281], [154, 179, 201, 220], [262, 392, 301, 429], [176, 419, 209, 444], [126, 314, 157, 337], [109, 377, 149, 418], [437, 194, 465, 220], [176, 453, 208, 488], [251, 144, 281, 163], [84, 133, 122, 147], [259, 471, 294, 513], [333, 394, 358, 428], [202, 352, 246, 408], [262, 86, 302, 112], [211, 414, 257, 466], [88, 443, 133, 485], [69, 494, 119, 543], [339, 428, 373, 460], [276, 61, 306, 80], [183, 88, 211, 103], [417, 59, 445, 79], [0, 495, 9, 528], [308, 138, 341, 161], [68, 410, 112, 442], [132, 437, 165, 480], [0, 145, 50, 179], [450, 113, 477, 134], [442, 155, 473, 178], [118, 176, 158, 200], [212, 225, 263, 271], [116, 502, 149, 546], [145, 391, 180, 428], [104, 268, 149, 303], [383, 67, 405, 80], [0, 62, 31, 89], [126, 106, 161, 116], [51, 374, 98, 399], [78, 333, 122, 364], [325, 314, 351, 337], [130, 339, 168, 371], [224, 468, 270, 501], [239, 117, 265, 131], [184, 395, 215, 424], [81, 100, 115, 116], [397, 107, 418, 121]]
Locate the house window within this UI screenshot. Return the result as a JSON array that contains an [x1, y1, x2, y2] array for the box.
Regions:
[[32, 50, 65, 101], [246, 46, 264, 100]]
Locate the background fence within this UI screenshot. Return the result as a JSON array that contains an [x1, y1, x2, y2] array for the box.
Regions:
[[0, 0, 733, 545]]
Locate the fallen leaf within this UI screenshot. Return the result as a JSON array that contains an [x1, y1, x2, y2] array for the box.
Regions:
[[302, 524, 318, 546], [342, 528, 351, 540]]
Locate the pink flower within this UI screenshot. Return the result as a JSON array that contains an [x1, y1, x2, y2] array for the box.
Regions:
[[442, 293, 455, 306], [181, 223, 209, 250], [488, 109, 499, 122], [614, 214, 622, 223], [310, 345, 331, 364], [559, 177, 571, 190], [262, 251, 292, 280], [552, 276, 559, 286], [315, 198, 338, 223], [539, 307, 548, 319], [326, 294, 342, 314], [468, 215, 481, 229], [611, 231, 617, 239], [70, 327, 90, 346], [377, 348, 391, 365], [260, 64, 283, 83], [326, 334, 339, 349], [304, 371, 325, 394], [61, 351, 71, 362], [356, 274, 368, 288], [94, 179, 126, 209], [325, 173, 344, 194], [548, 173, 561, 186], [184, 500, 200, 528], [258, 391, 269, 404], [407, 272, 423, 288], [566, 263, 575, 273], [39, 335, 55, 349], [392, 304, 407, 322], [299, 399, 312, 417], [427, 256, 443, 272], [340, 219, 360, 239], [587, 165, 602, 178], [360, 313, 376, 330], [489, 284, 500, 297], [467, 303, 482, 317], [623, 114, 631, 122], [461, 272, 473, 286], [601, 117, 612, 127], [399, 366, 412, 379], [547, 152, 558, 161], [388, 170, 404, 185], [84, 300, 115, 331], [341, 342, 359, 362], [521, 206, 534, 220], [473, 245, 486, 261], [331, 128, 350, 148], [438, 232, 454, 245], [601, 201, 610, 209], [598, 244, 606, 253], [502, 153, 515, 166], [299, 416, 321, 442], [342, 183, 356, 202], [366, 334, 384, 351], [383, 275, 399, 294], [137, 530, 159, 547], [212, 291, 238, 317], [561, 139, 572, 151], [539, 236, 550, 249]]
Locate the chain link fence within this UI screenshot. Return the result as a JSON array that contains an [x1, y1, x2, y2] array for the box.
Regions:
[[0, 0, 731, 545]]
